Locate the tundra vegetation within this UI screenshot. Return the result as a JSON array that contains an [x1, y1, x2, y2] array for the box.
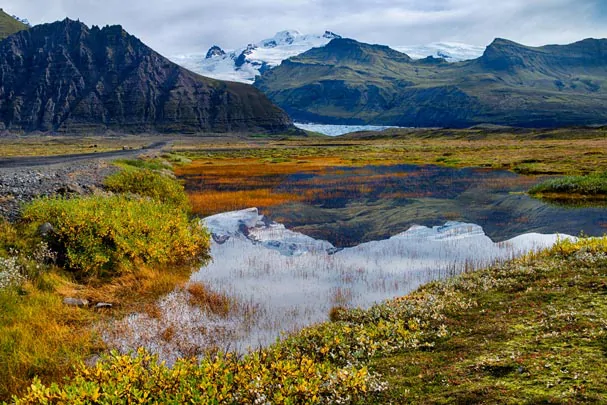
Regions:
[[0, 161, 209, 399], [529, 171, 607, 202], [1, 128, 606, 403], [11, 237, 607, 404]]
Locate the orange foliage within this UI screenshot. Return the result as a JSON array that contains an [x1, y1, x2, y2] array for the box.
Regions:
[[188, 189, 302, 217], [175, 158, 350, 216]]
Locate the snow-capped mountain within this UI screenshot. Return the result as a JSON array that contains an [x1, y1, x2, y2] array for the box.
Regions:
[[170, 30, 341, 84], [394, 42, 485, 62], [169, 32, 485, 84]]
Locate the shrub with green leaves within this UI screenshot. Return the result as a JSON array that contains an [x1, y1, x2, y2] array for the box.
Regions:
[[104, 168, 189, 210], [21, 195, 209, 278]]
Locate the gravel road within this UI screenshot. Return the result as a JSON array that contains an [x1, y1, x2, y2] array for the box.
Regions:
[[0, 141, 170, 220]]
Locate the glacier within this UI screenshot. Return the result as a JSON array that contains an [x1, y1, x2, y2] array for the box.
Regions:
[[170, 31, 485, 84], [170, 30, 340, 84]]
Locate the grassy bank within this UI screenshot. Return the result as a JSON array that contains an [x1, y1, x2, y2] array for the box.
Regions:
[[11, 237, 607, 403], [0, 161, 210, 400], [529, 171, 607, 202]]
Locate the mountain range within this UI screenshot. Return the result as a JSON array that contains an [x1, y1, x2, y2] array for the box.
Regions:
[[171, 31, 484, 84], [255, 37, 607, 128], [0, 19, 293, 134], [171, 30, 342, 84]]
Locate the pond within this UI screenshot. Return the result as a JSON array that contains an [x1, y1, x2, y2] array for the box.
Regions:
[[261, 164, 607, 246], [102, 163, 606, 362]]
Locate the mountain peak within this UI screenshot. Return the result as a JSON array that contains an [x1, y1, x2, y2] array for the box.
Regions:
[[323, 31, 341, 40], [480, 38, 531, 70], [0, 19, 293, 133], [205, 45, 226, 59], [313, 37, 412, 63], [489, 37, 522, 47]]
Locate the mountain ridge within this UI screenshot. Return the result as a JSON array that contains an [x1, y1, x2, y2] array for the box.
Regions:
[[255, 37, 607, 128], [170, 31, 484, 84], [171, 30, 342, 83], [0, 19, 293, 134]]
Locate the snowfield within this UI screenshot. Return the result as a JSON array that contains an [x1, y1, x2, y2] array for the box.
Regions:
[[170, 31, 486, 84]]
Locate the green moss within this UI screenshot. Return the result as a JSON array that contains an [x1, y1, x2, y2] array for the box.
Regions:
[[369, 238, 607, 403]]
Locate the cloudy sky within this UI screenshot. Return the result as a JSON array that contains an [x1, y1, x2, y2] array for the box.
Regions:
[[3, 0, 607, 56]]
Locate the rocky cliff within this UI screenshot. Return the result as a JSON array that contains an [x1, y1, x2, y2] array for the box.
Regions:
[[0, 19, 293, 134]]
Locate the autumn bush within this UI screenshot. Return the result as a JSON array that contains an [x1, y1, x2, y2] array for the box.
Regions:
[[104, 167, 189, 210], [21, 195, 209, 279], [14, 348, 374, 404]]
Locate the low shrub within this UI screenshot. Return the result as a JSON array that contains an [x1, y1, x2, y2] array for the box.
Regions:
[[104, 168, 189, 210], [15, 348, 373, 404], [114, 158, 170, 171], [21, 195, 210, 279]]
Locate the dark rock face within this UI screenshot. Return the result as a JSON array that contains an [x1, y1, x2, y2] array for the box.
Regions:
[[323, 31, 341, 40], [235, 44, 258, 68], [0, 19, 293, 134], [205, 45, 226, 59]]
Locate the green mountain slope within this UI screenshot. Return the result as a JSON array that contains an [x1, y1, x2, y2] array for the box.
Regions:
[[0, 9, 28, 40], [255, 37, 607, 128]]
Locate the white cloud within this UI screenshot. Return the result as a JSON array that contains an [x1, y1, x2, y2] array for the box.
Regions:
[[2, 0, 606, 56]]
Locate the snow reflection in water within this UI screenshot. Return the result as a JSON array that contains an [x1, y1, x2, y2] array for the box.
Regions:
[[104, 208, 569, 363]]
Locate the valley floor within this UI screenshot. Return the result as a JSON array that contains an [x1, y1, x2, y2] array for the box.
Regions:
[[1, 127, 606, 403]]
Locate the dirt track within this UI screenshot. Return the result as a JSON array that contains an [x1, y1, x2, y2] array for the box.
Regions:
[[0, 141, 169, 168], [0, 141, 170, 220]]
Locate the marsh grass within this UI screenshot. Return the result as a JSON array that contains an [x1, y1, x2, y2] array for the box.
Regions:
[[0, 282, 103, 399], [175, 137, 607, 221], [186, 282, 233, 318]]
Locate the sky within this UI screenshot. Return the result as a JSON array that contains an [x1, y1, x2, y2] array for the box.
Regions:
[[3, 0, 607, 56]]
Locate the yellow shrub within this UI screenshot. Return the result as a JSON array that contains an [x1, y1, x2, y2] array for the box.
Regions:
[[21, 195, 210, 279]]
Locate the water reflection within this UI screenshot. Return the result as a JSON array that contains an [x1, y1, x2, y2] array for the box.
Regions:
[[261, 165, 607, 246]]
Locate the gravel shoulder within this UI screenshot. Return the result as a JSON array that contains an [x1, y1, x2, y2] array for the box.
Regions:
[[0, 141, 170, 220]]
